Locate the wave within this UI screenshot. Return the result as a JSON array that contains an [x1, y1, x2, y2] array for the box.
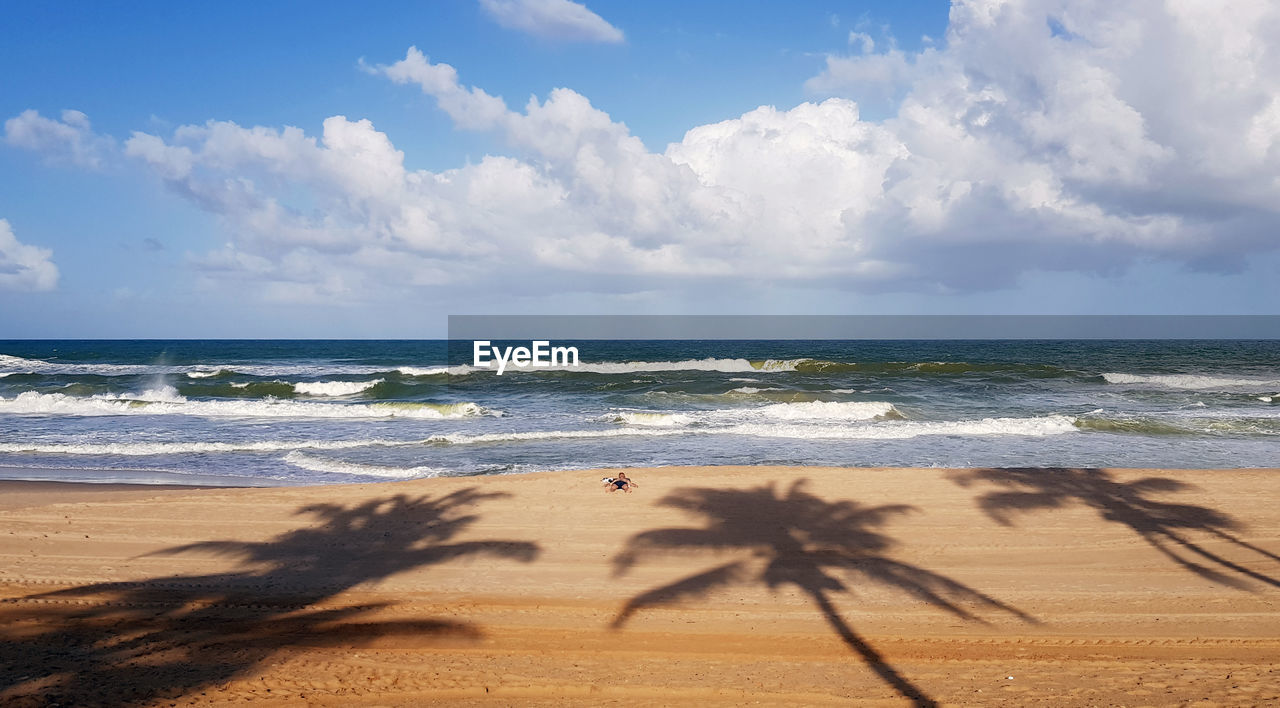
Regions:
[[1073, 415, 1193, 436], [430, 414, 1076, 445], [398, 365, 476, 376], [750, 400, 902, 421], [789, 360, 1080, 378], [183, 381, 299, 399], [4, 353, 1086, 382], [185, 378, 427, 400], [0, 354, 401, 379], [718, 415, 1076, 440], [518, 357, 806, 375], [282, 451, 445, 479], [612, 400, 903, 428], [186, 369, 232, 379], [0, 354, 163, 376], [1103, 372, 1280, 391], [426, 428, 688, 445], [0, 390, 494, 419], [579, 358, 801, 374], [727, 386, 786, 394], [610, 412, 697, 427], [399, 358, 808, 377], [1074, 410, 1280, 437], [0, 438, 411, 456], [293, 379, 384, 396], [414, 357, 1086, 379]]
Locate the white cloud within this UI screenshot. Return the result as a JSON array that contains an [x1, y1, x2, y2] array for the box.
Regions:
[[112, 1, 1280, 302], [3, 109, 115, 169], [0, 219, 59, 292], [478, 0, 623, 43]]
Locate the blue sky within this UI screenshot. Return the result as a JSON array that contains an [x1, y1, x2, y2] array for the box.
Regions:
[[2, 0, 1277, 337]]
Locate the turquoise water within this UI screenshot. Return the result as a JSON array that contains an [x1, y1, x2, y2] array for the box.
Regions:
[[1, 340, 1277, 485]]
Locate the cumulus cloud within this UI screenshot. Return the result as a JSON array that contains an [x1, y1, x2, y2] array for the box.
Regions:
[[114, 1, 1280, 301], [3, 109, 115, 169], [0, 219, 59, 292], [478, 0, 623, 43]]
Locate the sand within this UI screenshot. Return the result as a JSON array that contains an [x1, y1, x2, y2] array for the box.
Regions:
[[1, 466, 1278, 706]]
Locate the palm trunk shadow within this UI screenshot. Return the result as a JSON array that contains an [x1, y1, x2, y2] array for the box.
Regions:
[[810, 589, 938, 708], [608, 481, 1024, 707]]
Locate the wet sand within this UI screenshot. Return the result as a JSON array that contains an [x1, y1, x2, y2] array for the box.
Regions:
[[2, 466, 1278, 706]]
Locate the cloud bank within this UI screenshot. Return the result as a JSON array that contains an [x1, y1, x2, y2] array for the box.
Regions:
[[0, 220, 59, 292], [9, 0, 1280, 303], [4, 109, 115, 169], [478, 0, 624, 44]]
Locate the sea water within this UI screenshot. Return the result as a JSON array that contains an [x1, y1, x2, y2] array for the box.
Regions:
[[0, 340, 1276, 485]]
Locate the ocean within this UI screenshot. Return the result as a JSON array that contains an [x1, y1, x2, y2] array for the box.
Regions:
[[0, 339, 1276, 486]]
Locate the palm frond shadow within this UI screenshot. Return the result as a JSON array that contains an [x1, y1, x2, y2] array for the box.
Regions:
[[0, 488, 538, 707], [950, 468, 1280, 590], [610, 480, 1032, 707]]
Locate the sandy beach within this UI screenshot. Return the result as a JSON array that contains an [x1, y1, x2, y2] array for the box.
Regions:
[[2, 466, 1278, 706]]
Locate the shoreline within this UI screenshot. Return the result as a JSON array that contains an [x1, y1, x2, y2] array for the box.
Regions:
[[3, 465, 1278, 705]]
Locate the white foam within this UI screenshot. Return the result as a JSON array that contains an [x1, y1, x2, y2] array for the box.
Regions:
[[430, 414, 1077, 445], [719, 415, 1078, 440], [1104, 372, 1280, 391], [0, 391, 493, 419], [0, 438, 405, 455], [427, 428, 688, 445], [398, 365, 476, 376], [293, 379, 384, 396], [283, 451, 445, 479], [749, 400, 899, 421], [612, 401, 901, 428], [186, 370, 228, 379], [0, 354, 399, 378], [0, 354, 160, 376], [455, 358, 808, 376], [1261, 396, 1274, 403], [134, 385, 184, 402], [613, 411, 697, 427], [568, 358, 805, 374], [729, 377, 760, 382]]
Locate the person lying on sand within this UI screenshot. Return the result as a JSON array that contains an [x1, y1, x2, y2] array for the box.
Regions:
[[602, 472, 637, 493]]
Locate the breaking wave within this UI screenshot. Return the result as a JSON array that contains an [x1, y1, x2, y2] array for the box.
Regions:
[[610, 400, 903, 427], [715, 415, 1078, 440], [293, 379, 384, 396], [0, 438, 409, 455], [610, 411, 698, 427], [1103, 372, 1280, 391], [429, 414, 1077, 444], [398, 365, 476, 376], [282, 451, 446, 479], [0, 390, 494, 419], [750, 400, 902, 421]]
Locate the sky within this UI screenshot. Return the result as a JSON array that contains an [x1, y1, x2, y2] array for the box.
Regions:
[[1, 0, 1278, 338]]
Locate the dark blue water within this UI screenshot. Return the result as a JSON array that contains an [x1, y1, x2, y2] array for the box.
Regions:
[[1, 340, 1276, 485]]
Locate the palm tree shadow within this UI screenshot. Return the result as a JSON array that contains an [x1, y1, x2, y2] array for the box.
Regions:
[[610, 480, 1033, 707], [0, 488, 538, 706], [950, 468, 1280, 590]]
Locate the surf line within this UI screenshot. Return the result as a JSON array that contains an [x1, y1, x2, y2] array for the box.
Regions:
[[472, 340, 580, 375]]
